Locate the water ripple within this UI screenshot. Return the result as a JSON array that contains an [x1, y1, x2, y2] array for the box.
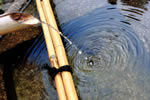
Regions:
[[61, 5, 150, 99], [22, 3, 150, 100]]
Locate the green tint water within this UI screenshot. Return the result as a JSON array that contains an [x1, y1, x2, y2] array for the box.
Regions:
[[0, 0, 2, 8]]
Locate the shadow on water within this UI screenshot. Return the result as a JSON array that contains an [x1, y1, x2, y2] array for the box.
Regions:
[[1, 0, 150, 100], [0, 36, 38, 100]]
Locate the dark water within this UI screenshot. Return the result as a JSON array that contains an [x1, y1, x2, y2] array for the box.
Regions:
[[2, 0, 150, 100]]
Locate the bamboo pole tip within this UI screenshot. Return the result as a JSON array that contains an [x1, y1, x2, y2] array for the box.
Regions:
[[23, 16, 40, 25], [10, 13, 40, 25]]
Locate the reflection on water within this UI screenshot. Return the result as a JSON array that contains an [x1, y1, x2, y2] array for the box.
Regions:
[[121, 0, 148, 10], [1, 0, 150, 100], [119, 0, 150, 53], [61, 5, 150, 99]]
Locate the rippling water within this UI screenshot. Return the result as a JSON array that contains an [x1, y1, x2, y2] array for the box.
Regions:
[[12, 0, 150, 100]]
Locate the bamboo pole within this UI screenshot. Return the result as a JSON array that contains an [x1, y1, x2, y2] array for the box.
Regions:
[[36, 1, 67, 100], [39, 0, 78, 100], [0, 13, 40, 35]]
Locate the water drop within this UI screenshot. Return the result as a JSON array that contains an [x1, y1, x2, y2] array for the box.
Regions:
[[84, 57, 88, 60], [70, 41, 72, 45], [89, 60, 94, 66], [78, 50, 82, 54]]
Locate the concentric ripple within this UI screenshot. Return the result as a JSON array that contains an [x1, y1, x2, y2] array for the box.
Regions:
[[61, 5, 150, 99]]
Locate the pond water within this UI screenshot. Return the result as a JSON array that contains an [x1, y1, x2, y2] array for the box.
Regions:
[[0, 0, 150, 100]]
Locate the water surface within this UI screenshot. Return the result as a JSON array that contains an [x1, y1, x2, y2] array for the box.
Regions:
[[1, 0, 150, 100]]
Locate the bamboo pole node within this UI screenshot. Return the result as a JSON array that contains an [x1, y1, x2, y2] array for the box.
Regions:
[[50, 55, 56, 59]]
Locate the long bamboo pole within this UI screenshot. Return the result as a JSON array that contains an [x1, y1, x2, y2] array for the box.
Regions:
[[36, 0, 78, 99], [40, 0, 78, 100], [36, 1, 67, 100]]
